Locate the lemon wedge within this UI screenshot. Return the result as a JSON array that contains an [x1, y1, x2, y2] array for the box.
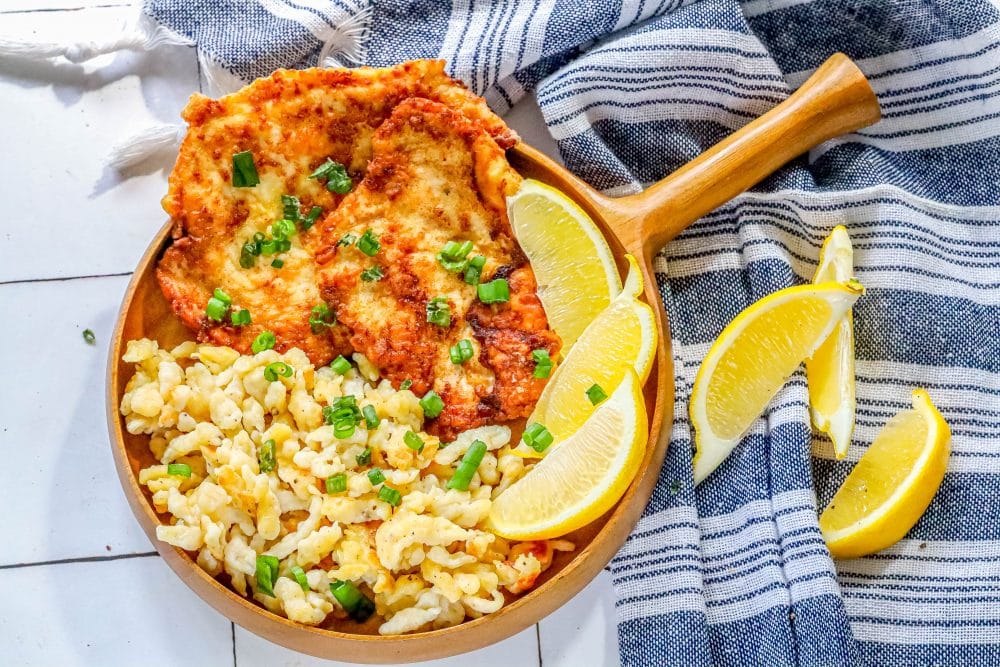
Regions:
[[488, 369, 647, 540], [819, 389, 950, 559], [507, 178, 622, 350], [691, 280, 864, 483], [512, 255, 655, 458], [807, 226, 856, 458]]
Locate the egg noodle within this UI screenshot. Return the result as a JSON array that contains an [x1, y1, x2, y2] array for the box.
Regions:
[[120, 339, 572, 635]]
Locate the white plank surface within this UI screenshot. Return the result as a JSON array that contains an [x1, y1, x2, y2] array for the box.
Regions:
[[0, 555, 234, 667], [0, 4, 622, 665]]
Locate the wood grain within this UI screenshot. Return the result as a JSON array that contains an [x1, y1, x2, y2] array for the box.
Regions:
[[106, 53, 880, 663]]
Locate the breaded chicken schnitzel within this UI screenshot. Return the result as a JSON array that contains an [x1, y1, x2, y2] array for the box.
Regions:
[[314, 98, 561, 438], [157, 61, 516, 363]]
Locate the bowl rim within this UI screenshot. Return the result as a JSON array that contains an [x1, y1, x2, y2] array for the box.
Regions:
[[106, 211, 674, 663]]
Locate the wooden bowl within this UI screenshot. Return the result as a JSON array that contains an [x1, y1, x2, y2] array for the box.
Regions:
[[106, 54, 880, 663]]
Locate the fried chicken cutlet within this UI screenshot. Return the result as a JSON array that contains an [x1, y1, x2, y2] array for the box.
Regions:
[[313, 98, 561, 439], [157, 61, 516, 363]]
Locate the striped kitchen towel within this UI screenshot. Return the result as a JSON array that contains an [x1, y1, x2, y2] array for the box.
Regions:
[[138, 1, 1000, 665]]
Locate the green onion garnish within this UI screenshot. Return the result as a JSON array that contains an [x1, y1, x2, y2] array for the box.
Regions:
[[232, 151, 259, 188], [260, 239, 279, 255], [477, 279, 510, 304], [275, 238, 292, 253], [333, 418, 356, 439], [255, 554, 279, 596], [437, 239, 474, 272], [271, 258, 284, 269], [309, 159, 352, 194], [263, 361, 293, 382], [259, 439, 276, 473], [230, 308, 252, 326], [251, 331, 276, 353], [167, 462, 192, 477], [253, 232, 266, 244], [377, 485, 402, 507], [205, 297, 228, 322], [360, 265, 384, 282], [323, 396, 362, 439], [403, 431, 424, 453], [281, 194, 300, 223], [212, 288, 232, 306], [290, 565, 309, 591], [330, 355, 351, 375], [337, 233, 357, 247], [325, 473, 347, 494], [357, 229, 380, 256], [362, 405, 379, 429], [301, 205, 322, 231], [419, 390, 444, 418], [586, 383, 608, 405], [449, 339, 474, 364], [309, 303, 336, 333], [532, 349, 553, 379], [367, 468, 385, 486], [426, 297, 451, 327], [356, 447, 372, 466], [271, 218, 296, 241], [400, 379, 413, 390], [446, 439, 487, 491], [329, 580, 375, 622], [240, 242, 257, 268], [523, 423, 554, 453], [82, 329, 96, 345], [463, 255, 487, 285]]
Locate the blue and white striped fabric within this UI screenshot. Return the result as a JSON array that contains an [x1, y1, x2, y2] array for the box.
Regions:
[[146, 1, 1000, 665]]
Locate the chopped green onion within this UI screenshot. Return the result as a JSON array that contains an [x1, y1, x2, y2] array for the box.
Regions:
[[309, 159, 352, 194], [167, 462, 192, 477], [301, 205, 323, 231], [333, 418, 356, 439], [403, 431, 424, 453], [377, 485, 402, 506], [367, 468, 385, 486], [337, 233, 357, 247], [532, 349, 553, 379], [477, 279, 510, 304], [281, 194, 301, 222], [275, 238, 292, 253], [259, 239, 278, 255], [324, 396, 362, 439], [308, 158, 338, 180], [255, 554, 279, 596], [309, 303, 336, 333], [290, 565, 309, 591], [82, 329, 96, 345], [271, 258, 284, 269], [586, 383, 608, 405], [437, 239, 474, 272], [449, 339, 474, 365], [419, 390, 444, 418], [212, 288, 232, 306], [360, 265, 384, 282], [446, 440, 487, 491], [400, 379, 413, 390], [230, 308, 252, 326], [329, 580, 375, 622], [522, 423, 554, 453], [330, 355, 351, 375], [240, 242, 257, 268], [259, 439, 276, 473], [264, 361, 293, 382], [357, 229, 380, 256], [253, 232, 266, 244], [426, 297, 451, 327], [232, 151, 259, 188], [463, 255, 487, 285], [356, 447, 372, 466], [251, 331, 276, 353], [271, 218, 296, 241], [362, 405, 379, 429], [325, 473, 347, 494], [205, 297, 228, 322]]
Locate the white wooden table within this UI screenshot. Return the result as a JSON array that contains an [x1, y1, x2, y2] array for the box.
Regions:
[[0, 3, 622, 665]]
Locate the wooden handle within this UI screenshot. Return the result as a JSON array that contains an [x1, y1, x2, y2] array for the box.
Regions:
[[599, 53, 881, 256]]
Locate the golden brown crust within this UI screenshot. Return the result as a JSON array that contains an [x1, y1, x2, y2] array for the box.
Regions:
[[314, 98, 560, 439], [156, 61, 517, 363]]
